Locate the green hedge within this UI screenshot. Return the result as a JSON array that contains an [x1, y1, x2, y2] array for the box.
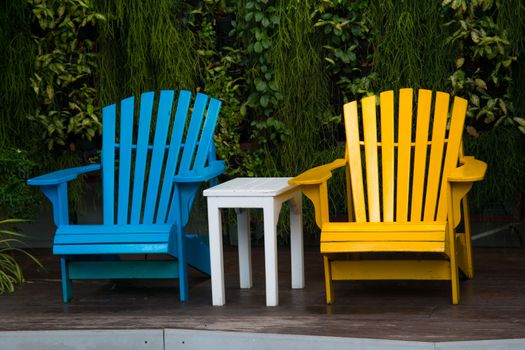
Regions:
[[1, 0, 523, 223]]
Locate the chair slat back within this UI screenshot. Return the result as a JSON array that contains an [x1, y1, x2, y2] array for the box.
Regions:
[[129, 92, 155, 224], [101, 90, 220, 225], [361, 96, 380, 222], [395, 89, 414, 223], [379, 91, 395, 222], [343, 88, 468, 224], [344, 101, 367, 222], [410, 89, 433, 222], [422, 91, 449, 222], [117, 97, 135, 224]]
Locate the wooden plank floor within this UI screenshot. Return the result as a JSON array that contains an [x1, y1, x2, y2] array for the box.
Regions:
[[1, 246, 524, 342]]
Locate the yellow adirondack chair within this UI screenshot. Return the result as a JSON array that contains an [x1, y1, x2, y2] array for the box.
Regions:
[[289, 88, 486, 304]]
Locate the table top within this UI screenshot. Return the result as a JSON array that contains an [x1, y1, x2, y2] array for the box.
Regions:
[[203, 177, 296, 197]]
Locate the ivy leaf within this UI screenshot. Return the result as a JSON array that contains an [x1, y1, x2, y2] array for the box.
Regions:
[[470, 94, 480, 106], [254, 41, 263, 53], [475, 78, 487, 91], [455, 57, 465, 68], [260, 95, 269, 107], [261, 39, 271, 49], [46, 85, 54, 100], [255, 80, 267, 92], [471, 31, 480, 43]]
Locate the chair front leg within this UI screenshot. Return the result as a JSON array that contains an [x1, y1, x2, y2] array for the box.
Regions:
[[60, 257, 73, 303], [447, 191, 460, 305]]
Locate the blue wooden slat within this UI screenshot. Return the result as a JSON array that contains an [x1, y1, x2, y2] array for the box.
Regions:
[[54, 233, 169, 245], [53, 243, 169, 255], [156, 90, 192, 224], [143, 90, 175, 224], [178, 93, 209, 176], [102, 103, 117, 225], [130, 92, 155, 224], [192, 98, 222, 171], [56, 224, 171, 235], [117, 97, 135, 224], [68, 261, 179, 279]]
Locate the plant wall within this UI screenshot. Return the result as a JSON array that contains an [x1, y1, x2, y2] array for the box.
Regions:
[[1, 0, 523, 225]]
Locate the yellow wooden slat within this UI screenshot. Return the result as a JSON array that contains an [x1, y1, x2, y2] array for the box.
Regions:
[[322, 221, 446, 232], [362, 95, 381, 222], [321, 231, 445, 242], [423, 91, 450, 221], [330, 260, 451, 280], [379, 90, 395, 222], [396, 88, 414, 222], [321, 241, 445, 253], [344, 101, 367, 222], [410, 89, 433, 222], [436, 96, 468, 221]]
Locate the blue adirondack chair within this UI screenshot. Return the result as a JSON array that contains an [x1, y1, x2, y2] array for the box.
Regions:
[[28, 90, 225, 303]]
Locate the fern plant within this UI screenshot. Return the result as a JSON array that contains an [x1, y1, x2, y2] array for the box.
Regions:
[[0, 219, 42, 294]]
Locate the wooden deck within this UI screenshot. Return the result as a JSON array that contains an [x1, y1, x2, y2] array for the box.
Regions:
[[1, 246, 524, 342]]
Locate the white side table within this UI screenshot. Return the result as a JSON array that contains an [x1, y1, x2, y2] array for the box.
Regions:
[[203, 177, 304, 307]]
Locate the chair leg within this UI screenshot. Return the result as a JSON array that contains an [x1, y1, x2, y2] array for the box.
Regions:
[[447, 225, 461, 305], [461, 198, 474, 278], [60, 257, 73, 303], [176, 225, 189, 302], [323, 256, 334, 304]]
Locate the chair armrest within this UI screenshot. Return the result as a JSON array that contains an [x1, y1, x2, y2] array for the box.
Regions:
[[448, 157, 487, 183], [173, 160, 225, 182], [447, 157, 486, 228], [27, 164, 101, 186], [288, 158, 346, 228], [289, 158, 347, 185]]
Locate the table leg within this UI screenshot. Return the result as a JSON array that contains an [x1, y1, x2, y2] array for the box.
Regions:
[[290, 192, 304, 289], [207, 199, 225, 306], [263, 200, 281, 306], [236, 208, 252, 288]]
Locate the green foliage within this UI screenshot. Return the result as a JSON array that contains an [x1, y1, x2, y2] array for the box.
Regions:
[[313, 0, 375, 101], [95, 0, 199, 103], [0, 2, 37, 148], [443, 0, 518, 132], [0, 149, 40, 219], [464, 126, 525, 212], [234, 0, 282, 118], [368, 0, 453, 92], [0, 148, 40, 218], [28, 0, 105, 151], [0, 219, 43, 294], [269, 0, 336, 175], [230, 0, 292, 174]]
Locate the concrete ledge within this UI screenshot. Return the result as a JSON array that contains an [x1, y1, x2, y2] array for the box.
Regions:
[[1, 329, 524, 350], [165, 329, 432, 350], [0, 329, 164, 350]]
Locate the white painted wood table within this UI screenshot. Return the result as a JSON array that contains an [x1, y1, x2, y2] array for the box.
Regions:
[[203, 177, 304, 307]]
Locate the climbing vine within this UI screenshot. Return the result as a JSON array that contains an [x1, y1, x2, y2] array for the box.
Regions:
[[28, 0, 105, 151], [443, 0, 519, 133]]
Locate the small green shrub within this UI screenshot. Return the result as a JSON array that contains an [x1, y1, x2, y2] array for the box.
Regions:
[[0, 149, 39, 219], [0, 219, 43, 294]]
